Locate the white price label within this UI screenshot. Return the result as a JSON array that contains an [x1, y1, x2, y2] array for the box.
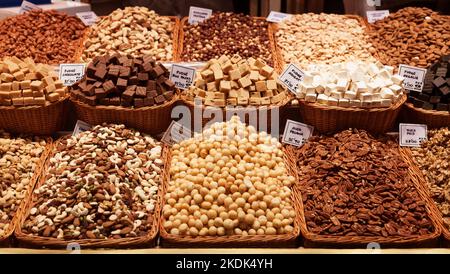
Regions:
[[19, 1, 42, 14], [188, 6, 212, 24], [59, 64, 86, 86], [398, 64, 427, 92], [169, 64, 196, 90], [366, 10, 390, 23], [76, 11, 98, 26], [281, 120, 314, 147], [279, 64, 305, 94], [73, 120, 91, 136], [266, 11, 291, 23], [399, 123, 427, 147], [162, 121, 192, 146]]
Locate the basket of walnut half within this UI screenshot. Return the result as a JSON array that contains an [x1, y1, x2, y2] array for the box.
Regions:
[[181, 54, 292, 134], [0, 57, 69, 135]]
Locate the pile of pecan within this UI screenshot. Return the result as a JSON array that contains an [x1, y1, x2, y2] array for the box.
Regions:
[[293, 129, 434, 237]]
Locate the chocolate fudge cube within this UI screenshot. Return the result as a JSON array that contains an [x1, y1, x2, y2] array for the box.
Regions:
[[146, 80, 156, 91], [430, 96, 441, 104], [164, 79, 175, 89], [147, 90, 158, 98], [137, 73, 149, 82], [134, 98, 144, 108], [154, 95, 166, 104], [436, 103, 449, 111], [129, 76, 139, 85], [163, 91, 174, 100], [95, 88, 107, 99], [99, 98, 110, 105], [433, 77, 446, 88], [117, 78, 128, 91], [110, 97, 121, 106], [143, 97, 155, 106], [102, 80, 116, 94], [119, 66, 131, 77], [135, 87, 147, 97], [94, 66, 107, 80]]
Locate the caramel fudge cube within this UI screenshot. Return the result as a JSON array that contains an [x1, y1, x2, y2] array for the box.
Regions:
[[30, 81, 43, 91]]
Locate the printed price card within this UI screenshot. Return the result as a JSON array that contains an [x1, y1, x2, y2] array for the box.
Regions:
[[266, 11, 291, 23], [366, 10, 390, 23], [76, 11, 99, 26], [19, 1, 42, 14], [281, 120, 314, 147], [398, 64, 427, 92], [399, 123, 427, 147], [170, 64, 196, 90], [73, 120, 91, 136], [279, 64, 305, 95], [59, 64, 86, 86], [188, 6, 212, 24], [162, 121, 193, 146]]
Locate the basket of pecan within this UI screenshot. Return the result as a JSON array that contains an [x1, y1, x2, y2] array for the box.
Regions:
[[70, 54, 179, 135], [0, 57, 70, 135], [404, 127, 450, 247], [15, 124, 165, 248], [0, 132, 50, 247], [285, 129, 442, 248], [159, 117, 302, 247]]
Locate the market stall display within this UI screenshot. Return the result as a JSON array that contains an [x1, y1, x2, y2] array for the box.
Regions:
[[0, 131, 48, 246], [286, 129, 441, 248], [273, 13, 377, 70], [0, 10, 86, 64], [70, 54, 178, 135], [160, 116, 301, 247], [369, 7, 450, 68], [15, 124, 164, 248], [81, 7, 178, 63], [178, 12, 275, 66]]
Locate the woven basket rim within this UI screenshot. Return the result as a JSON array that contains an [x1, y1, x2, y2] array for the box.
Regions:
[[159, 146, 302, 247], [299, 94, 406, 113], [0, 138, 52, 245], [404, 102, 450, 117], [176, 16, 277, 66], [70, 92, 179, 113], [0, 95, 68, 111], [284, 142, 442, 247], [14, 137, 165, 248]]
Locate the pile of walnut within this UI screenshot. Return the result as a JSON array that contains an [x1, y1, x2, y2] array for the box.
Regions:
[[185, 55, 288, 107], [411, 128, 450, 231], [0, 131, 46, 237], [21, 124, 163, 240]]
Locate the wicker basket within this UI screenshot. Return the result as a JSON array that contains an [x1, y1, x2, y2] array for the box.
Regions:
[[298, 95, 406, 134], [0, 96, 69, 135], [180, 94, 291, 134], [400, 103, 450, 129], [270, 14, 381, 72], [176, 16, 278, 66], [71, 94, 179, 136], [401, 147, 450, 248], [159, 148, 302, 248], [14, 138, 165, 249], [284, 145, 442, 248], [0, 138, 52, 247], [76, 16, 180, 63]]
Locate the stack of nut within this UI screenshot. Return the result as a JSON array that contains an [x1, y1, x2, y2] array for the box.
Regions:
[[275, 13, 377, 68], [0, 10, 86, 64], [298, 61, 405, 108], [181, 13, 273, 65], [292, 129, 434, 237], [411, 128, 450, 231], [21, 124, 163, 240], [81, 7, 175, 62], [0, 131, 46, 238], [370, 7, 450, 68], [70, 54, 175, 108], [185, 55, 287, 107], [163, 116, 296, 237], [0, 57, 66, 107]]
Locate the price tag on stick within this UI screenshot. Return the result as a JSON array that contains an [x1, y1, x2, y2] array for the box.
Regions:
[[169, 64, 196, 90], [279, 64, 305, 95], [188, 6, 212, 24], [73, 120, 91, 136], [162, 121, 193, 146], [366, 10, 390, 23], [399, 123, 427, 147], [76, 11, 99, 26], [398, 64, 427, 92], [19, 1, 42, 14], [59, 64, 86, 86], [281, 120, 314, 147], [266, 11, 291, 23]]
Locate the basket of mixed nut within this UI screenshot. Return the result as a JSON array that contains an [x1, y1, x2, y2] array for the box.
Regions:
[[0, 57, 70, 135], [70, 54, 179, 135], [15, 124, 165, 248], [0, 131, 50, 247], [285, 129, 442, 248], [159, 117, 302, 247]]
